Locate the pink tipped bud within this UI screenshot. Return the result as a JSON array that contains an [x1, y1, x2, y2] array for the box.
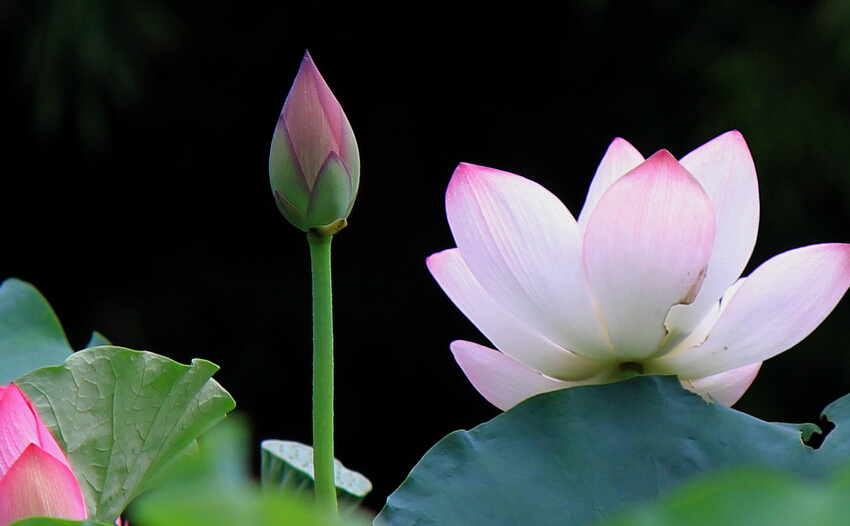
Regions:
[[0, 384, 87, 525], [269, 52, 360, 235]]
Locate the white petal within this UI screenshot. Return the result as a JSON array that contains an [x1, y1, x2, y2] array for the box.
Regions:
[[427, 249, 606, 380], [658, 278, 747, 357], [583, 151, 716, 360], [450, 341, 616, 411], [446, 163, 613, 361], [655, 243, 850, 378], [577, 138, 645, 232], [681, 362, 762, 406], [666, 131, 760, 338]]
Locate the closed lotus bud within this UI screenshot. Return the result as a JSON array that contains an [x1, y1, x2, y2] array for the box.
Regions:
[[269, 51, 360, 235], [0, 384, 87, 525]]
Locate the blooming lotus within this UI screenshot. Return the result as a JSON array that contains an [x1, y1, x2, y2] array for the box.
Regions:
[[269, 51, 360, 235], [0, 383, 87, 525], [427, 131, 850, 409]]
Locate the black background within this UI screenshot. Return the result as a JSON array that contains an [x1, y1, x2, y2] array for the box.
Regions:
[[4, 1, 850, 513]]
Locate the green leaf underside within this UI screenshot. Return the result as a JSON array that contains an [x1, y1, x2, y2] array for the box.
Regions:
[[15, 347, 236, 524], [261, 439, 373, 512], [376, 375, 850, 526], [0, 278, 74, 383], [131, 419, 372, 526]]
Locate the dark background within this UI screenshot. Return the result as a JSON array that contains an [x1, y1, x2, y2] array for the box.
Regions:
[[3, 0, 850, 513]]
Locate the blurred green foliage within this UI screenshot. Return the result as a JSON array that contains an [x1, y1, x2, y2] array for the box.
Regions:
[[602, 464, 850, 526], [130, 417, 372, 526]]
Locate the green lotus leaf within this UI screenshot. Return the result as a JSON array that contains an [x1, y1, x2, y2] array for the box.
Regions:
[[376, 375, 848, 526], [15, 347, 236, 523], [0, 278, 74, 383]]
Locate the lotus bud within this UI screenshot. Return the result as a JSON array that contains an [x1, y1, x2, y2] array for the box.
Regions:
[[0, 384, 87, 525], [269, 51, 360, 235]]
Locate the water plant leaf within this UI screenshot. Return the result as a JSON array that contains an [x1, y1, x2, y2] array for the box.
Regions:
[[601, 466, 850, 526], [132, 419, 371, 526], [261, 439, 373, 511], [376, 375, 850, 526], [84, 332, 111, 348], [0, 278, 74, 383], [15, 347, 236, 524]]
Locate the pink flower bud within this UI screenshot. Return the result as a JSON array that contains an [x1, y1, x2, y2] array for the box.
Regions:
[[0, 384, 87, 525], [269, 51, 360, 235]]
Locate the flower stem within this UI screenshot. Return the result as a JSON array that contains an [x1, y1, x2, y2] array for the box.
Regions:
[[308, 233, 338, 514]]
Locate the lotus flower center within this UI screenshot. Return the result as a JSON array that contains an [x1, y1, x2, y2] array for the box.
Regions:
[[619, 362, 644, 380]]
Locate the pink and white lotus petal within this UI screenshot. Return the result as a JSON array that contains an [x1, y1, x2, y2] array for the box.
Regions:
[[656, 243, 850, 378], [0, 385, 69, 477], [0, 444, 87, 525], [0, 384, 42, 477], [665, 131, 760, 340], [0, 385, 87, 525], [656, 278, 747, 358], [450, 340, 610, 411], [577, 138, 645, 232], [431, 131, 850, 409], [427, 248, 606, 381], [681, 362, 762, 406], [583, 150, 716, 360], [446, 163, 613, 361]]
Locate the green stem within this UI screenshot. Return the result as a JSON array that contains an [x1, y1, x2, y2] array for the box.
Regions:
[[308, 233, 338, 514]]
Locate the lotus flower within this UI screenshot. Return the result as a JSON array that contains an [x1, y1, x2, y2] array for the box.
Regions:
[[0, 383, 87, 525], [269, 51, 360, 235], [427, 131, 850, 409]]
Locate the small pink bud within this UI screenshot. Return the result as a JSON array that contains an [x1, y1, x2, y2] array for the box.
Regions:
[[269, 51, 360, 235], [0, 384, 87, 525]]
